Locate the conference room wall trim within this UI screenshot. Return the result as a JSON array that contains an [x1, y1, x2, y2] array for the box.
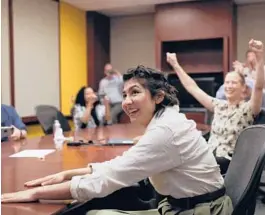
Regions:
[[8, 0, 15, 107]]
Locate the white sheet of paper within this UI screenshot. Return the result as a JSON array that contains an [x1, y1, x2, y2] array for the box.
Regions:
[[9, 149, 55, 158]]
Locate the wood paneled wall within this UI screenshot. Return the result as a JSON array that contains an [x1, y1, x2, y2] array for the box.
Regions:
[[87, 12, 110, 90], [155, 0, 235, 74]]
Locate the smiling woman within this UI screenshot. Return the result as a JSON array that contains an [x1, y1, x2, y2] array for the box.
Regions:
[[1, 66, 233, 215], [166, 39, 264, 174], [122, 66, 179, 126]]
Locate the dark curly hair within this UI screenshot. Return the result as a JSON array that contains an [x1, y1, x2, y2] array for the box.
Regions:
[[123, 65, 179, 117], [75, 86, 100, 127]]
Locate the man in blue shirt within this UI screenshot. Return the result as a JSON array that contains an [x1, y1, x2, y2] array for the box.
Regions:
[[1, 104, 27, 142]]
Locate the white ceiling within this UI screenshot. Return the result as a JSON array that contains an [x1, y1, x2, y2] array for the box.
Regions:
[[61, 0, 265, 17]]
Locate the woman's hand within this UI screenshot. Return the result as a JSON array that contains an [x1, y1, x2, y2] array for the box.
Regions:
[[166, 52, 180, 68], [87, 95, 98, 108], [232, 60, 244, 73], [1, 189, 39, 203], [249, 39, 263, 62], [24, 172, 66, 187]]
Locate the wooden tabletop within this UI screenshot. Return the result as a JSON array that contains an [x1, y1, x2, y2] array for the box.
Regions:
[[1, 123, 210, 215]]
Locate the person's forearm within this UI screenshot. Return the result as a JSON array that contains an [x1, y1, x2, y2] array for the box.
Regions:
[[64, 167, 92, 180], [263, 65, 265, 88], [255, 60, 265, 90], [35, 181, 72, 200], [80, 106, 93, 123], [172, 64, 199, 93], [104, 104, 111, 122]]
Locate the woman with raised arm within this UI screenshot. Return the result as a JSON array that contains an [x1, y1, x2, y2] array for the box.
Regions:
[[2, 66, 232, 215], [166, 39, 264, 174]]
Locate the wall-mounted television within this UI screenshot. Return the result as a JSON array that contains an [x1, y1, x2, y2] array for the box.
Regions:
[[167, 73, 223, 108]]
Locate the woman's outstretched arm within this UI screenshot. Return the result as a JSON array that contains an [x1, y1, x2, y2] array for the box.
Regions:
[[166, 53, 215, 112], [1, 181, 72, 203], [249, 39, 264, 116]]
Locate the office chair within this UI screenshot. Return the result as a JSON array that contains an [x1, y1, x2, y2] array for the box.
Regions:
[[253, 109, 265, 204], [224, 125, 265, 215], [35, 105, 71, 135]]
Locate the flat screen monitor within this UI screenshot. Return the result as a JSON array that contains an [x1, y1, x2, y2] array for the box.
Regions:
[[168, 75, 217, 108]]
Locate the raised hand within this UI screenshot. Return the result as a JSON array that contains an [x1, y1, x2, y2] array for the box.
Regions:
[[1, 189, 38, 203], [232, 60, 244, 72], [112, 69, 122, 77], [87, 94, 98, 108], [249, 39, 264, 61], [24, 172, 66, 187], [166, 52, 180, 68]]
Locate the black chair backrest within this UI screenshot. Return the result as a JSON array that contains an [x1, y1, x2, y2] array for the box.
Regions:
[[253, 109, 265, 125], [224, 125, 265, 215], [35, 105, 71, 135]]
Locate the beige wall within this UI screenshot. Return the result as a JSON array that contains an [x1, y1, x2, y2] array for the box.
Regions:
[[13, 0, 59, 116], [110, 14, 155, 74], [1, 0, 11, 105], [237, 3, 265, 62]]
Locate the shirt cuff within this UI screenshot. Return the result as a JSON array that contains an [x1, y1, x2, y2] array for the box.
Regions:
[[70, 176, 82, 201], [88, 162, 106, 174]]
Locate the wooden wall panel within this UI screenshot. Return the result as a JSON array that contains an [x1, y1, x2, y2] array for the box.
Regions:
[[155, 1, 233, 41], [87, 12, 110, 90], [155, 0, 235, 72]]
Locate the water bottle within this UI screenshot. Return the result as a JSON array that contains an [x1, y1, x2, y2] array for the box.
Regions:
[[53, 120, 61, 137], [53, 120, 64, 150], [73, 104, 81, 131]]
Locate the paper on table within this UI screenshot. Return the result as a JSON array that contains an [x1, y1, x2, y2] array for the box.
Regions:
[[9, 149, 55, 158]]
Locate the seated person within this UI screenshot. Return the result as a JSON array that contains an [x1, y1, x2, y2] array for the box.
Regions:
[[1, 104, 27, 142], [73, 86, 111, 129], [166, 39, 264, 174], [216, 49, 265, 109], [2, 66, 232, 215]]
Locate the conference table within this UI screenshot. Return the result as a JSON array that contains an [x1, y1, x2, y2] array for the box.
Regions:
[[1, 123, 210, 215]]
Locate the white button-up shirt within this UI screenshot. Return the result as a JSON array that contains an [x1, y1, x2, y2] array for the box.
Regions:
[[70, 106, 224, 202]]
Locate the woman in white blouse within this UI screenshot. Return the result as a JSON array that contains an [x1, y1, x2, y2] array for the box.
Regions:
[[73, 86, 111, 128], [1, 67, 232, 215]]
